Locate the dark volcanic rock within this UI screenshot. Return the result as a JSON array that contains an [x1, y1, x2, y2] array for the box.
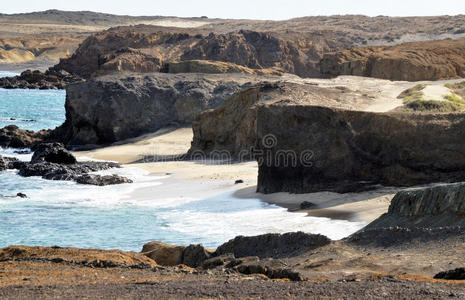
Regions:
[[362, 183, 465, 230], [0, 125, 50, 148], [58, 73, 275, 146], [17, 161, 119, 181], [0, 69, 83, 90], [215, 232, 331, 259], [434, 268, 465, 280], [76, 174, 133, 186], [256, 106, 465, 194], [181, 244, 213, 268], [31, 143, 77, 164], [0, 155, 6, 171], [300, 201, 317, 209]]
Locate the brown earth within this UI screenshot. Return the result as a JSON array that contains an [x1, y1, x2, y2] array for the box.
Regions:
[[2, 11, 465, 78], [320, 39, 465, 81]]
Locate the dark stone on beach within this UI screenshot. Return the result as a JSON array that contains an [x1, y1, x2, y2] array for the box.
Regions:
[[76, 174, 133, 186], [16, 193, 27, 198], [181, 244, 213, 268], [434, 268, 465, 280], [215, 232, 331, 259], [300, 201, 317, 209], [31, 143, 77, 164], [234, 179, 244, 184]]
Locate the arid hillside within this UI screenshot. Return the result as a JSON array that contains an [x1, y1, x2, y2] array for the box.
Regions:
[[320, 39, 465, 81], [2, 11, 465, 74]]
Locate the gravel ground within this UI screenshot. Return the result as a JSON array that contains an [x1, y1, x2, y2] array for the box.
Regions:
[[1, 277, 464, 299]]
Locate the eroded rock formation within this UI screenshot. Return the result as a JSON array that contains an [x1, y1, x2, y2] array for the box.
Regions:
[[59, 73, 283, 146], [256, 106, 465, 193], [363, 183, 465, 229], [320, 40, 465, 81]]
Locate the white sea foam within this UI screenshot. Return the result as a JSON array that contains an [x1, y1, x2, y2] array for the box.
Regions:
[[1, 147, 367, 250]]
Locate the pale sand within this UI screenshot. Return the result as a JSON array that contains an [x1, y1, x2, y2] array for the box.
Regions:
[[75, 126, 395, 223], [422, 84, 454, 100]]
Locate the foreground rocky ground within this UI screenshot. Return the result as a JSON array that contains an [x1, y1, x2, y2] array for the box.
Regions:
[[1, 182, 465, 299]]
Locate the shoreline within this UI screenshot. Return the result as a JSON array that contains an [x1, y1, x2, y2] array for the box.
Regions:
[[75, 127, 394, 226]]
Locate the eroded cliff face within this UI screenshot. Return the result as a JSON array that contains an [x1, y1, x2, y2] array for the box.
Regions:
[[256, 106, 465, 194], [54, 26, 345, 79], [59, 73, 282, 146], [189, 81, 374, 159], [320, 40, 465, 81], [363, 183, 465, 229]]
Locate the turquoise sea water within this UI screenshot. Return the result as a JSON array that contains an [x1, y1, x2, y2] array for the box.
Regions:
[[0, 71, 367, 251], [0, 71, 66, 131]]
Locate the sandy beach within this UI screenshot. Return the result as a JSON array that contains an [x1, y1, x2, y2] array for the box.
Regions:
[[75, 126, 396, 224]]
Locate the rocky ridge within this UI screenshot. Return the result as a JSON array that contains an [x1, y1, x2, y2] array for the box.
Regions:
[[320, 39, 465, 81]]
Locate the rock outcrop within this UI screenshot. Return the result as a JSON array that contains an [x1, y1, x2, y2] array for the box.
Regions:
[[215, 232, 331, 259], [141, 241, 213, 268], [0, 69, 83, 89], [189, 81, 374, 159], [255, 106, 465, 194], [320, 40, 465, 81], [31, 142, 77, 164], [53, 26, 354, 79], [165, 60, 284, 75], [0, 125, 51, 148], [58, 73, 281, 146], [1, 143, 132, 186], [363, 183, 465, 230]]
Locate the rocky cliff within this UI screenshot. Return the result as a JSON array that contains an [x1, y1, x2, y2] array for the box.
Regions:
[[189, 81, 375, 159], [320, 40, 465, 81], [55, 27, 335, 79], [58, 73, 282, 146], [255, 106, 465, 194], [363, 183, 465, 229]]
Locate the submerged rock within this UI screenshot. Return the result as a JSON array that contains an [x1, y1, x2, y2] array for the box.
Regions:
[[76, 174, 133, 186]]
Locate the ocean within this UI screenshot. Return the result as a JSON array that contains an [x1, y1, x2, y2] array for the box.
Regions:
[[0, 71, 366, 250]]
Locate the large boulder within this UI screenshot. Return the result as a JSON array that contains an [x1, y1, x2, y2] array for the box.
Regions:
[[31, 142, 77, 164], [141, 242, 185, 266], [141, 241, 213, 267]]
